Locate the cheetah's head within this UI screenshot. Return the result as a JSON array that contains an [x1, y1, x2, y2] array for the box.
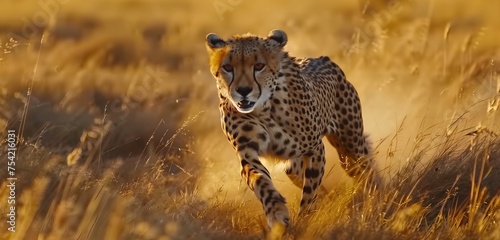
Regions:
[[205, 29, 287, 113]]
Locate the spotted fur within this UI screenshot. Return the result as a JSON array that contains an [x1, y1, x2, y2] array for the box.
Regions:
[[205, 29, 380, 234]]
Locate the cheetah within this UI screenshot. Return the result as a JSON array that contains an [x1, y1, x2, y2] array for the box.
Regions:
[[205, 29, 380, 236]]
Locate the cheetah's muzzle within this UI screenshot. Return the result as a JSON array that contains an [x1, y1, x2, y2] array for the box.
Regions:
[[237, 100, 255, 110]]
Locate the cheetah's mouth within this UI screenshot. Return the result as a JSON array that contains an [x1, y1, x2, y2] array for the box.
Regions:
[[237, 100, 255, 110]]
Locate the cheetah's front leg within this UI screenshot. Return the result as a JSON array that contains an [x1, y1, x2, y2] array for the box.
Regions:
[[238, 148, 290, 233], [299, 143, 326, 214]]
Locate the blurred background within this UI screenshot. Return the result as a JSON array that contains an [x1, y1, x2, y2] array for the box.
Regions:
[[0, 0, 499, 239]]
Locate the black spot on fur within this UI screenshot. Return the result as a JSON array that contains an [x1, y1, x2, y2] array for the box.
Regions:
[[257, 133, 267, 141], [237, 136, 250, 144], [274, 132, 283, 139], [241, 159, 249, 167], [242, 124, 253, 132], [233, 131, 240, 139], [276, 148, 286, 156], [247, 141, 259, 151], [305, 168, 320, 179], [264, 195, 272, 206], [339, 84, 345, 91]]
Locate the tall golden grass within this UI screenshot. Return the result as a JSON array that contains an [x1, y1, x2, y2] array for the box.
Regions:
[[0, 0, 499, 239]]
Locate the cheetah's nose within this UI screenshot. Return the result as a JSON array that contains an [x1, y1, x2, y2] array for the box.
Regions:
[[236, 87, 253, 97]]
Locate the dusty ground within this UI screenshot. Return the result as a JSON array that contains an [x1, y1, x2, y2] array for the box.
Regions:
[[0, 0, 500, 239]]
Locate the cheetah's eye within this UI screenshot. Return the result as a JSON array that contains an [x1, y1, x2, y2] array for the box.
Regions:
[[222, 64, 233, 72], [254, 63, 265, 71]]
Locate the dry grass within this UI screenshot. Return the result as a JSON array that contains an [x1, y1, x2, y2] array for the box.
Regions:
[[0, 0, 499, 239]]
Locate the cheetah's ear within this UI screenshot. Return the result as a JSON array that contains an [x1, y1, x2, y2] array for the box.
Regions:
[[206, 33, 226, 49], [267, 29, 287, 47]]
